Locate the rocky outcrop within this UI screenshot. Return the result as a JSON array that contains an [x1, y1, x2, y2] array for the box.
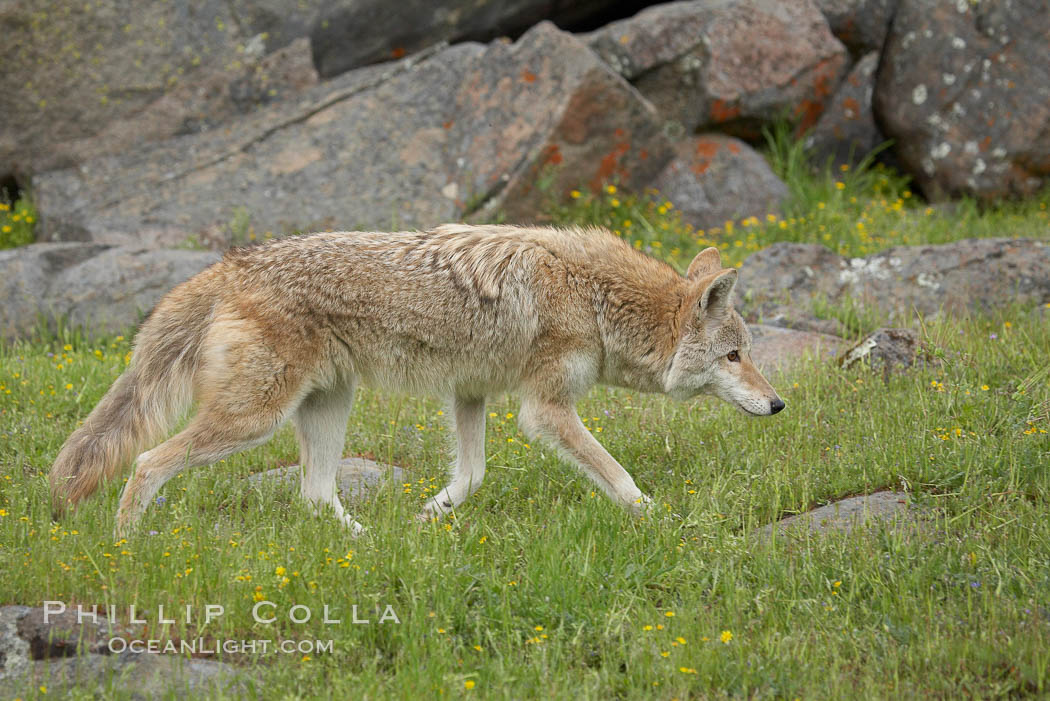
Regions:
[[0, 243, 218, 340], [737, 238, 1050, 319], [874, 0, 1050, 201], [34, 24, 672, 248], [585, 0, 849, 136], [652, 134, 788, 230], [805, 51, 885, 169], [1, 0, 648, 178]]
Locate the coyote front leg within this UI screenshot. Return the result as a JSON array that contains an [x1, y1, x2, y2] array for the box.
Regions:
[[518, 399, 653, 515], [420, 397, 487, 518]]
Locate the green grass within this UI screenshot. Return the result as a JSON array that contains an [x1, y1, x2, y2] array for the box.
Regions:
[[1, 142, 1049, 697], [0, 309, 1048, 698]]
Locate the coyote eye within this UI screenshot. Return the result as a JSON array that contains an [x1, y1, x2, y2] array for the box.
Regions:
[[726, 350, 740, 362]]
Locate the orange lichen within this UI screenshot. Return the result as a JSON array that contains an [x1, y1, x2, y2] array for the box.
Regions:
[[590, 142, 630, 191], [710, 99, 741, 123]]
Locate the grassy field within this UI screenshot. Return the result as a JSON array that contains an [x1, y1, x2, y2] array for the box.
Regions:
[[1, 153, 1049, 698]]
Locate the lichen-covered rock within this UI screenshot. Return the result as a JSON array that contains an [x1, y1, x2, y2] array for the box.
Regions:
[[651, 134, 788, 230], [0, 1, 318, 176], [35, 24, 672, 247], [805, 52, 886, 169], [813, 0, 898, 56], [585, 0, 848, 136], [874, 0, 1050, 200], [0, 243, 219, 341], [738, 238, 1050, 319]]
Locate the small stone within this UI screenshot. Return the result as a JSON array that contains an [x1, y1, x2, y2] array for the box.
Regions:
[[248, 456, 404, 501], [838, 327, 934, 372], [756, 491, 928, 539]]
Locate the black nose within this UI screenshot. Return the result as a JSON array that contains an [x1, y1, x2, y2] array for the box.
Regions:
[[770, 398, 785, 414]]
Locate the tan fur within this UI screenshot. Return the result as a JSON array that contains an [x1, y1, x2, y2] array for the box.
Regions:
[[47, 224, 783, 535]]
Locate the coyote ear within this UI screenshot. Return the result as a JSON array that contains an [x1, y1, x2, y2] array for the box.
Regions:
[[698, 269, 738, 319], [687, 247, 722, 280]]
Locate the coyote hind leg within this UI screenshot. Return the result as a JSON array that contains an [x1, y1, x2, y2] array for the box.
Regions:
[[421, 397, 486, 518], [293, 381, 363, 535], [116, 408, 288, 537]]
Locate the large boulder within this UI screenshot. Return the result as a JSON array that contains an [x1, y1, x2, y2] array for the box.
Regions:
[[584, 0, 849, 136], [804, 51, 885, 169], [0, 243, 218, 340], [34, 23, 673, 247], [0, 0, 319, 177], [738, 238, 1050, 319], [874, 0, 1050, 201], [651, 134, 788, 230], [813, 0, 898, 56], [295, 0, 650, 79]]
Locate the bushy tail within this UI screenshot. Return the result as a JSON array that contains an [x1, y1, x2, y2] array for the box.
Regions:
[[49, 291, 212, 516]]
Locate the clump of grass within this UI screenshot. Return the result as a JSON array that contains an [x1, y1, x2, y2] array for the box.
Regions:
[[0, 196, 35, 249]]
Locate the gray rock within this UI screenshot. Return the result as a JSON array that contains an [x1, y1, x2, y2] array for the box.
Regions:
[[249, 456, 404, 501], [0, 604, 249, 696], [805, 51, 886, 170], [35, 24, 672, 247], [0, 0, 318, 176], [874, 0, 1050, 200], [738, 238, 1050, 320], [813, 0, 898, 56], [0, 606, 32, 682], [585, 0, 848, 137], [838, 327, 932, 372], [3, 651, 249, 698], [651, 134, 789, 230], [749, 324, 847, 377], [0, 243, 219, 341], [757, 491, 925, 539]]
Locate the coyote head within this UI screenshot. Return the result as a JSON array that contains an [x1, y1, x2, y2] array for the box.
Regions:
[[664, 247, 785, 416]]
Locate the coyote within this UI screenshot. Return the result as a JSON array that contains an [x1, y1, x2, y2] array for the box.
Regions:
[[49, 225, 784, 535]]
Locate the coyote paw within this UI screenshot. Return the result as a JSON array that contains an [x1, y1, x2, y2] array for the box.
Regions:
[[343, 515, 366, 537], [420, 495, 455, 518], [630, 493, 655, 518]]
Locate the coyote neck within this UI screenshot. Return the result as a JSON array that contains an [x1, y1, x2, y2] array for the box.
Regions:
[[594, 275, 685, 395]]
